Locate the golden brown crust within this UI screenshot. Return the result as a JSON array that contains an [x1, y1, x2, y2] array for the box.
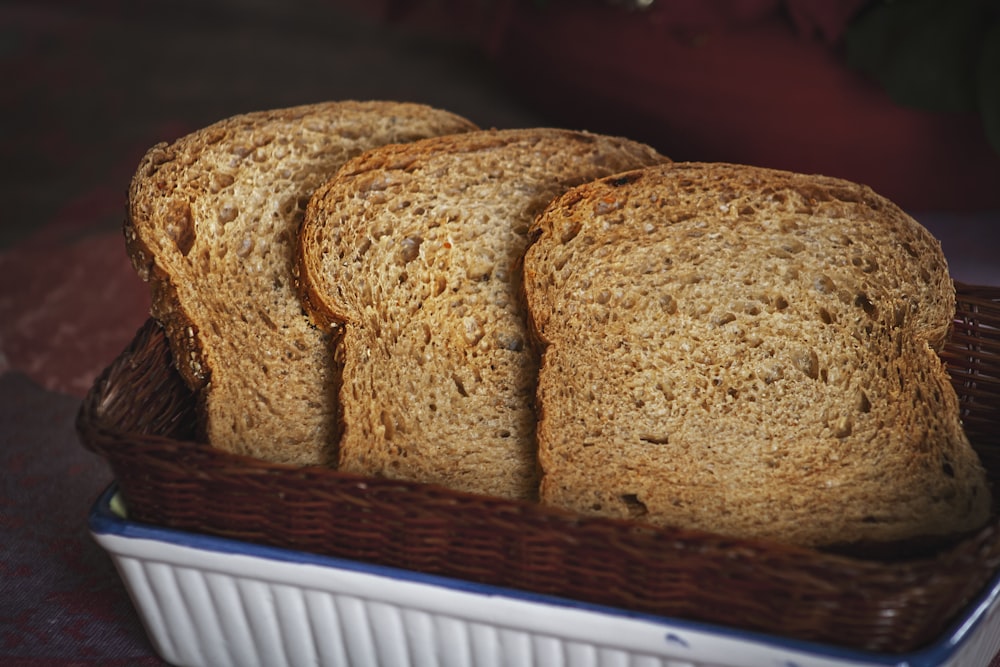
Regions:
[[125, 153, 210, 393], [124, 100, 478, 466], [524, 161, 989, 548], [298, 127, 668, 500]]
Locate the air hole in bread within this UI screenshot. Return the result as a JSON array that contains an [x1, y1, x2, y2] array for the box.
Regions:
[[380, 410, 395, 440], [462, 317, 485, 346], [551, 250, 571, 271], [594, 198, 623, 216], [620, 494, 648, 518], [209, 172, 234, 193], [399, 235, 422, 263], [560, 219, 582, 243], [761, 364, 784, 384], [608, 172, 642, 188], [465, 257, 493, 281], [355, 238, 372, 260], [197, 248, 212, 273], [218, 205, 238, 224], [782, 239, 805, 254], [891, 305, 908, 328], [814, 274, 836, 294], [259, 311, 278, 332], [712, 312, 736, 327], [832, 415, 853, 438], [166, 201, 196, 256], [851, 254, 879, 273], [792, 349, 819, 380], [854, 292, 877, 317], [496, 333, 524, 352], [432, 275, 447, 297]]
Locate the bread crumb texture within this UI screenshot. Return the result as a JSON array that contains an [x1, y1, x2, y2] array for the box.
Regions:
[[124, 101, 478, 465], [299, 128, 667, 499], [524, 161, 991, 547]]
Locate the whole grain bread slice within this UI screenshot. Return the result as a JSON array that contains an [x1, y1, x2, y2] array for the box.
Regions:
[[297, 128, 667, 499], [125, 101, 478, 466], [523, 161, 991, 547]]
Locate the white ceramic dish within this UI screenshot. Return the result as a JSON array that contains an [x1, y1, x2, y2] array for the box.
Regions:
[[89, 484, 1000, 667]]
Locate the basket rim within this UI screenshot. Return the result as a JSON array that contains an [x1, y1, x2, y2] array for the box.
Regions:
[[76, 282, 1000, 654]]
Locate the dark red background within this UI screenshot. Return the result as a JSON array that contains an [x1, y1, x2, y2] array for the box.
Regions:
[[1, 1, 997, 664]]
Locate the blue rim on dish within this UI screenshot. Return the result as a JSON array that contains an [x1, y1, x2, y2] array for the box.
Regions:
[[89, 482, 1000, 667]]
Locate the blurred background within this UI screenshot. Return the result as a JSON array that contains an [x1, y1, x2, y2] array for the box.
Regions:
[[1, 2, 998, 664], [1, 0, 541, 251], [4, 0, 999, 245]]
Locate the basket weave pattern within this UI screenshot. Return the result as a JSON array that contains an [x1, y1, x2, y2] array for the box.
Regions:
[[78, 284, 1000, 653]]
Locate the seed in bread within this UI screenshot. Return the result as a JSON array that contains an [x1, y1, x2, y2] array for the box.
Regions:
[[298, 128, 668, 499], [125, 101, 478, 466], [523, 161, 991, 547]]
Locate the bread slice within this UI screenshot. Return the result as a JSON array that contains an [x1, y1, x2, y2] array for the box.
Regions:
[[297, 128, 667, 499], [125, 101, 478, 466], [524, 161, 991, 547]]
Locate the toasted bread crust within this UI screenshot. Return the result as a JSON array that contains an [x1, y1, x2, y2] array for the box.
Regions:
[[298, 128, 667, 499], [125, 101, 478, 465], [524, 162, 990, 547]]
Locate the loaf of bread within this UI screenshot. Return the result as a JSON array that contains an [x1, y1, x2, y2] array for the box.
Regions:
[[523, 162, 991, 547], [297, 128, 668, 499], [125, 101, 478, 465]]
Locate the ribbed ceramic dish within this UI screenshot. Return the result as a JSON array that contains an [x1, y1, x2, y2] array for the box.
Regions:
[[90, 485, 1000, 667]]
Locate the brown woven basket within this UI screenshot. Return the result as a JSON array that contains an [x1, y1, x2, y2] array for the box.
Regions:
[[78, 283, 1000, 654]]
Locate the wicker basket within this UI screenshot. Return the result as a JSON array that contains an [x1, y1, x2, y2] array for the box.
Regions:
[[78, 283, 1000, 654]]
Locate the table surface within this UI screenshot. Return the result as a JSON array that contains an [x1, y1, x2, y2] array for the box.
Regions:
[[2, 2, 998, 665]]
